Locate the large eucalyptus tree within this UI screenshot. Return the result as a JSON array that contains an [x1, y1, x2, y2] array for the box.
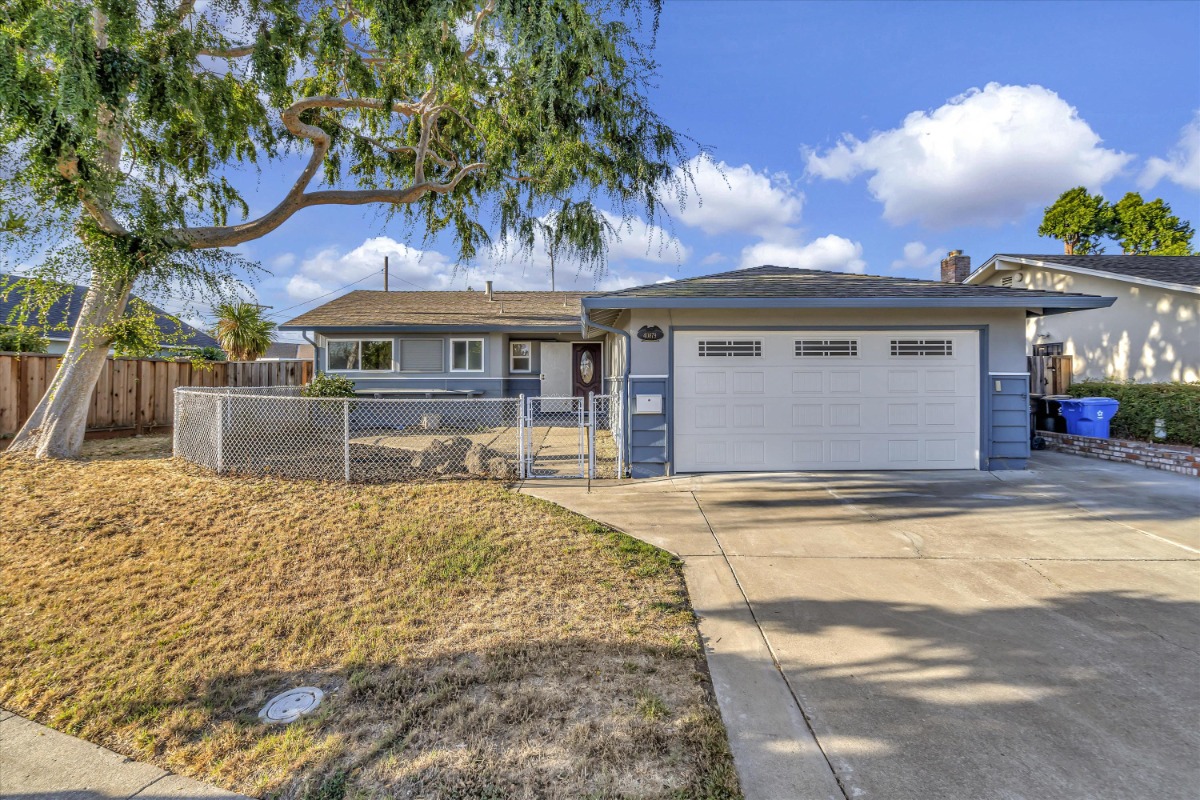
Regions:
[[0, 0, 691, 457]]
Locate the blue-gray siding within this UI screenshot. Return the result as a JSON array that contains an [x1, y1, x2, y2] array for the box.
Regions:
[[987, 373, 1031, 470], [629, 377, 669, 478]]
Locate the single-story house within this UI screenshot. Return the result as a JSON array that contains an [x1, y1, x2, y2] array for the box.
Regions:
[[280, 265, 1114, 477], [959, 253, 1200, 383], [260, 342, 316, 361], [0, 274, 220, 355]]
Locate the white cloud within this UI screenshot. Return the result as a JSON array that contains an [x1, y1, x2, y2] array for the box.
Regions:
[[284, 238, 455, 302], [275, 231, 677, 315], [1140, 111, 1200, 191], [598, 211, 690, 265], [739, 234, 866, 273], [890, 241, 944, 278], [674, 156, 803, 237], [269, 253, 296, 270], [806, 83, 1133, 228]]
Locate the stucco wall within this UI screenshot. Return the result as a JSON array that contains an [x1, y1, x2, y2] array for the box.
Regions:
[[981, 268, 1199, 383]]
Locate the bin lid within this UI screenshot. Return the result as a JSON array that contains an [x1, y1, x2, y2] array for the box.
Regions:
[[1075, 397, 1120, 405]]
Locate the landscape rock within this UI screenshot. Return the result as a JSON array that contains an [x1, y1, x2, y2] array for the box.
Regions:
[[486, 456, 515, 479], [412, 436, 472, 474]]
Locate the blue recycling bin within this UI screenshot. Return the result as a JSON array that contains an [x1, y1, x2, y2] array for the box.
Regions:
[[1058, 397, 1120, 439]]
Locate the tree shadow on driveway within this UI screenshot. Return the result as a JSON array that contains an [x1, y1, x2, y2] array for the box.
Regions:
[[704, 588, 1200, 800]]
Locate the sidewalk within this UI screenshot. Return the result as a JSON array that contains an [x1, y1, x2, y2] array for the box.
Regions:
[[0, 708, 248, 799]]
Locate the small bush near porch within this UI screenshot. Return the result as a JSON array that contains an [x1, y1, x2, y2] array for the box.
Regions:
[[0, 438, 738, 799]]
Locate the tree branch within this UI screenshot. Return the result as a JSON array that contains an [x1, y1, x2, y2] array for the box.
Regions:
[[197, 44, 256, 58], [169, 94, 484, 248]]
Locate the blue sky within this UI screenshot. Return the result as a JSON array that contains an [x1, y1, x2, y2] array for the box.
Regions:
[[192, 1, 1200, 338]]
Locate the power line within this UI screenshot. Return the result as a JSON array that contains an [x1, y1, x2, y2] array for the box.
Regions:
[[265, 272, 377, 319], [387, 270, 428, 291]]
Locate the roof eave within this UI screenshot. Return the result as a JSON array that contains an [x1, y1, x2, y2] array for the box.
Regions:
[[581, 295, 1115, 311], [278, 323, 583, 333], [965, 255, 1200, 294]]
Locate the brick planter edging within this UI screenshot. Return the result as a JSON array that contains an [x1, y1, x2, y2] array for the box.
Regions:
[[1037, 431, 1199, 478]]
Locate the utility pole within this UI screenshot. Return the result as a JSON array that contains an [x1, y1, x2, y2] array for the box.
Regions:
[[383, 256, 389, 291]]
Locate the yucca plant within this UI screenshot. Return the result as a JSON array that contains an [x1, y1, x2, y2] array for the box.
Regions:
[[213, 302, 276, 362]]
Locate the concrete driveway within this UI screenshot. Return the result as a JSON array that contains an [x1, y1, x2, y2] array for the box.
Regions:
[[521, 453, 1200, 800]]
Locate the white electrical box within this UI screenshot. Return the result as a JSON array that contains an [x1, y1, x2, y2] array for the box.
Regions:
[[635, 394, 663, 414]]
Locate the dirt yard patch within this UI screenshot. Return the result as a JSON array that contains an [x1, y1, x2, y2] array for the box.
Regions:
[[0, 437, 739, 799]]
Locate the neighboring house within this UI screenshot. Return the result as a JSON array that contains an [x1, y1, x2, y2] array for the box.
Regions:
[[282, 266, 1112, 476], [260, 342, 316, 361], [0, 275, 219, 355], [960, 254, 1200, 383]]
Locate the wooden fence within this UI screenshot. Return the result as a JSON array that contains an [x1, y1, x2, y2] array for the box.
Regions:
[[0, 354, 313, 437], [1028, 354, 1074, 396]]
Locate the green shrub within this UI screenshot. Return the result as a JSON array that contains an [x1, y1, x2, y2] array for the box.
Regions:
[[301, 373, 357, 398], [0, 326, 49, 353], [1066, 380, 1200, 446]]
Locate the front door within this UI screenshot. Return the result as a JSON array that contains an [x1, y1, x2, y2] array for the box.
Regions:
[[572, 343, 602, 399]]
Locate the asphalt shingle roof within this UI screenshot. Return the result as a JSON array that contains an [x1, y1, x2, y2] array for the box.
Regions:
[[595, 265, 1102, 302], [0, 275, 219, 348], [281, 289, 587, 330], [992, 255, 1200, 287]]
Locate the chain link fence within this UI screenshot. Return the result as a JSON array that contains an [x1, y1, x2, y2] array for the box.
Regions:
[[174, 386, 625, 483]]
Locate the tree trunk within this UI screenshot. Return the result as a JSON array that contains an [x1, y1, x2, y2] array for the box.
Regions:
[[7, 272, 133, 458]]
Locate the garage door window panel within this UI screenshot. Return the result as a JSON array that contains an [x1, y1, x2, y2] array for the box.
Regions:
[[891, 338, 954, 357], [796, 339, 859, 357], [699, 339, 762, 357]]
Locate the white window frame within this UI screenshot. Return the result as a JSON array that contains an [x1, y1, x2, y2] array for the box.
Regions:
[[450, 337, 485, 372], [324, 337, 394, 372], [509, 340, 533, 373]]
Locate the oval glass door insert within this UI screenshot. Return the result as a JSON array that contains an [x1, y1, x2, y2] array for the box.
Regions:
[[579, 351, 595, 383]]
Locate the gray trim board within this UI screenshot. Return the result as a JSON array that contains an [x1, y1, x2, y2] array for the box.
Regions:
[[282, 323, 581, 333], [583, 296, 1112, 312]]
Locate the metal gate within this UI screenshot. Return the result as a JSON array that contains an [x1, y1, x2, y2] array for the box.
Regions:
[[522, 394, 621, 479], [523, 395, 586, 477]]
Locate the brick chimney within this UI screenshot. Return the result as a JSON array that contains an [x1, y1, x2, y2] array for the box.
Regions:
[[940, 250, 972, 283]]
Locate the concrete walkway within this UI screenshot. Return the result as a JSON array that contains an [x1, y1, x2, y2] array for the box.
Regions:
[[0, 708, 247, 800], [520, 453, 1200, 800]]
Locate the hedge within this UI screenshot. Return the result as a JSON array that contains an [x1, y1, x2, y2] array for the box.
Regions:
[[1066, 381, 1200, 447]]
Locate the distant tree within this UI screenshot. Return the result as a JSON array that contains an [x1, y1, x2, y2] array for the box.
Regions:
[[1113, 193, 1195, 255], [1038, 187, 1117, 254], [214, 302, 276, 362], [0, 326, 48, 353]]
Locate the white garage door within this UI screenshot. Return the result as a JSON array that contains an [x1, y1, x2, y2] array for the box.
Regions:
[[673, 330, 980, 472]]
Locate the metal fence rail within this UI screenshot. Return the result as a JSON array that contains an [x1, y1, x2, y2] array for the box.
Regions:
[[175, 386, 625, 483]]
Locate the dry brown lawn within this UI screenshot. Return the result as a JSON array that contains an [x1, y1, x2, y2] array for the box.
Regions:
[[0, 437, 739, 800]]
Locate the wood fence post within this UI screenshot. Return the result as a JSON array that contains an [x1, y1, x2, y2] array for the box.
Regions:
[[134, 361, 144, 436]]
